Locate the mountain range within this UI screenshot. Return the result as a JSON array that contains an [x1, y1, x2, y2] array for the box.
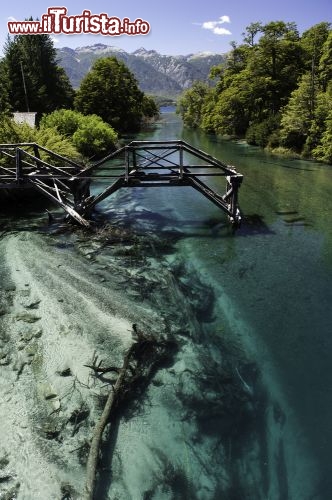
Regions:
[[56, 44, 225, 96]]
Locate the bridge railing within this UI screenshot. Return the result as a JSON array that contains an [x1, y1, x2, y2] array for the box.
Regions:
[[0, 143, 82, 187], [77, 140, 240, 179]]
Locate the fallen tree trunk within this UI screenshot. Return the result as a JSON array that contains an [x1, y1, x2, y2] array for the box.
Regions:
[[84, 329, 177, 500], [84, 344, 135, 500]]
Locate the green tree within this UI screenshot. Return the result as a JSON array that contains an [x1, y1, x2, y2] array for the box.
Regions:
[[177, 82, 210, 128], [0, 60, 11, 114], [319, 31, 332, 91], [225, 42, 252, 76], [277, 62, 332, 158], [177, 20, 332, 161], [142, 95, 159, 119], [75, 57, 147, 132], [312, 108, 332, 163], [184, 21, 304, 138], [301, 22, 331, 74], [279, 72, 320, 151], [71, 117, 117, 158], [40, 109, 82, 136], [312, 83, 332, 162], [246, 115, 281, 148], [4, 30, 74, 115], [242, 22, 263, 46], [247, 21, 304, 114]]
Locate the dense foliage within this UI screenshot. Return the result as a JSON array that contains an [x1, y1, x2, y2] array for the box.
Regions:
[[177, 21, 332, 163], [40, 110, 118, 158], [2, 29, 74, 116], [0, 115, 80, 165], [75, 57, 158, 132], [0, 109, 118, 164]]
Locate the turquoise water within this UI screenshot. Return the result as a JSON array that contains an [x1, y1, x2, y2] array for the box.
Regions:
[[105, 111, 332, 498]]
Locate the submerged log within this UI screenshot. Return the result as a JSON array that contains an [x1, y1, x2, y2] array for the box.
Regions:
[[84, 343, 135, 500], [84, 328, 177, 500]]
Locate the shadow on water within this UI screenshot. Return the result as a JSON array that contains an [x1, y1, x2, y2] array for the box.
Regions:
[[238, 213, 275, 236], [259, 159, 316, 172], [0, 189, 54, 232]]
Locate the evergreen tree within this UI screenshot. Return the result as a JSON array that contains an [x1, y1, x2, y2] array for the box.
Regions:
[[75, 57, 148, 132], [0, 60, 11, 114], [4, 29, 74, 115]]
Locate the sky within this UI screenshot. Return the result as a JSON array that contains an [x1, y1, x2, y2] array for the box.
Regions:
[[1, 0, 332, 56]]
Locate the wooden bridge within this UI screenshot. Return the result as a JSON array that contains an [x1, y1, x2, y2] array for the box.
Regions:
[[0, 140, 243, 227]]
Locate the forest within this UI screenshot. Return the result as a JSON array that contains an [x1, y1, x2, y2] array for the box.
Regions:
[[177, 21, 332, 163]]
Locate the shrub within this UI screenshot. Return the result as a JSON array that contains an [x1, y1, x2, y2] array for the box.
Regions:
[[40, 109, 118, 159], [0, 115, 80, 167], [40, 109, 82, 136], [72, 116, 118, 158], [0, 115, 36, 144], [246, 115, 281, 148]]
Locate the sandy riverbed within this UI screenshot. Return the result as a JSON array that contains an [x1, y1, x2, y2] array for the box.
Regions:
[[0, 221, 318, 499]]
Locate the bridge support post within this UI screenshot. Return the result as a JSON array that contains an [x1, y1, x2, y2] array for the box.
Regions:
[[125, 147, 130, 182], [179, 145, 184, 180], [227, 174, 243, 226], [15, 148, 23, 185]]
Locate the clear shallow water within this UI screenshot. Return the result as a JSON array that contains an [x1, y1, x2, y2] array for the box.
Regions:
[[104, 112, 332, 498], [1, 111, 332, 499]]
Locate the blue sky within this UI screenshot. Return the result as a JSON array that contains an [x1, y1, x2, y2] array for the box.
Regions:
[[1, 0, 331, 56]]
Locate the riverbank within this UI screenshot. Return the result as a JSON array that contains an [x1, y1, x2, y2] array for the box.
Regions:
[[204, 132, 331, 166]]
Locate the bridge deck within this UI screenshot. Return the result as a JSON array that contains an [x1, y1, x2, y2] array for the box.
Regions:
[[0, 140, 243, 228]]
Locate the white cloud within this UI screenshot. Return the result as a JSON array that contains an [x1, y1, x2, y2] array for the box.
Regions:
[[213, 27, 232, 35], [200, 15, 231, 36], [8, 16, 17, 22], [202, 21, 218, 30], [219, 15, 230, 24], [51, 37, 59, 44]]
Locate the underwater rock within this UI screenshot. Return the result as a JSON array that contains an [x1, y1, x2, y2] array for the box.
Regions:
[[61, 482, 79, 500], [57, 367, 72, 377], [0, 455, 9, 470], [0, 482, 20, 500], [41, 421, 61, 441], [0, 307, 9, 316], [39, 383, 58, 401], [0, 351, 11, 366], [15, 312, 41, 323]]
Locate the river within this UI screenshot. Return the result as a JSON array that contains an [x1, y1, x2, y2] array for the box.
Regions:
[[124, 109, 332, 499], [0, 109, 332, 499]]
